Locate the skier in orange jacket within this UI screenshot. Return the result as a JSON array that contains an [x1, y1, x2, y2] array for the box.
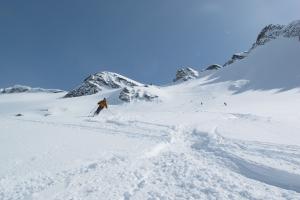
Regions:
[[94, 98, 108, 116]]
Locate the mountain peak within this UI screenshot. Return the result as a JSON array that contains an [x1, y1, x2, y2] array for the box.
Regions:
[[223, 20, 300, 68], [255, 24, 285, 46], [64, 71, 143, 98], [253, 20, 300, 48], [173, 67, 199, 82]]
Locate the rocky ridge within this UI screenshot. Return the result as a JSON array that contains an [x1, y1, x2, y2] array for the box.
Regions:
[[0, 85, 63, 94], [224, 20, 300, 67], [173, 67, 199, 82]]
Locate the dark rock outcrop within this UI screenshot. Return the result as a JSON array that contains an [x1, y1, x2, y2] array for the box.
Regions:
[[205, 64, 222, 71], [254, 24, 285, 47], [223, 52, 249, 67], [119, 87, 159, 102], [173, 67, 199, 82]]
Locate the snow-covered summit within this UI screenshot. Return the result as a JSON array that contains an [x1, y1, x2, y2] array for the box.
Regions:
[[173, 67, 199, 82], [209, 32, 300, 92], [253, 20, 300, 48], [0, 85, 63, 94], [223, 20, 300, 68], [64, 71, 143, 98], [64, 71, 163, 102]]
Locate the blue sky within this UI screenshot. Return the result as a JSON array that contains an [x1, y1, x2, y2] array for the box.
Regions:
[[1, 0, 300, 90]]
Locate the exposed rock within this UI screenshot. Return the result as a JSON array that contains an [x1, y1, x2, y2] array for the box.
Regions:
[[1, 85, 30, 93], [223, 52, 249, 67], [65, 71, 143, 98], [119, 87, 159, 102], [0, 85, 63, 94], [205, 64, 222, 71], [252, 20, 300, 48], [254, 24, 285, 47], [64, 81, 101, 98], [119, 87, 132, 102], [173, 67, 199, 82]]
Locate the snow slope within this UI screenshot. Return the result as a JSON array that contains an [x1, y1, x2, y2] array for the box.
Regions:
[[1, 75, 300, 200], [210, 37, 300, 92], [1, 21, 300, 199]]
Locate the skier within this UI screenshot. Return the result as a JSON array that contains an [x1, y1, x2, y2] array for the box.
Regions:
[[224, 102, 227, 106], [94, 98, 108, 116]]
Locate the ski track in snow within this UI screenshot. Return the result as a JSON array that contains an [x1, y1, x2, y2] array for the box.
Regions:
[[116, 125, 300, 199], [2, 86, 300, 199], [1, 115, 300, 200], [11, 117, 172, 143], [191, 130, 300, 194]]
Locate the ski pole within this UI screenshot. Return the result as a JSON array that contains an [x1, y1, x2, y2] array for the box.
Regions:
[[89, 105, 98, 116]]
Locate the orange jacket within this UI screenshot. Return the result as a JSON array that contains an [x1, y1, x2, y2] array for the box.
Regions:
[[98, 99, 108, 109]]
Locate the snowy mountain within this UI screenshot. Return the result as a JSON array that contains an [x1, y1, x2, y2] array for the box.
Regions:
[[64, 71, 162, 102], [64, 71, 143, 98], [207, 21, 300, 92], [1, 20, 300, 200], [223, 20, 300, 68], [253, 24, 285, 47], [203, 64, 222, 71], [253, 20, 300, 48], [0, 85, 63, 94]]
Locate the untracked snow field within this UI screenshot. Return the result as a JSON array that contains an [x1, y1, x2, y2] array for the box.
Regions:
[[1, 78, 300, 200]]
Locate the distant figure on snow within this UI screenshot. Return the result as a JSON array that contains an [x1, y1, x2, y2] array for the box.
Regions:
[[224, 102, 227, 106], [201, 102, 203, 106], [94, 98, 108, 116]]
